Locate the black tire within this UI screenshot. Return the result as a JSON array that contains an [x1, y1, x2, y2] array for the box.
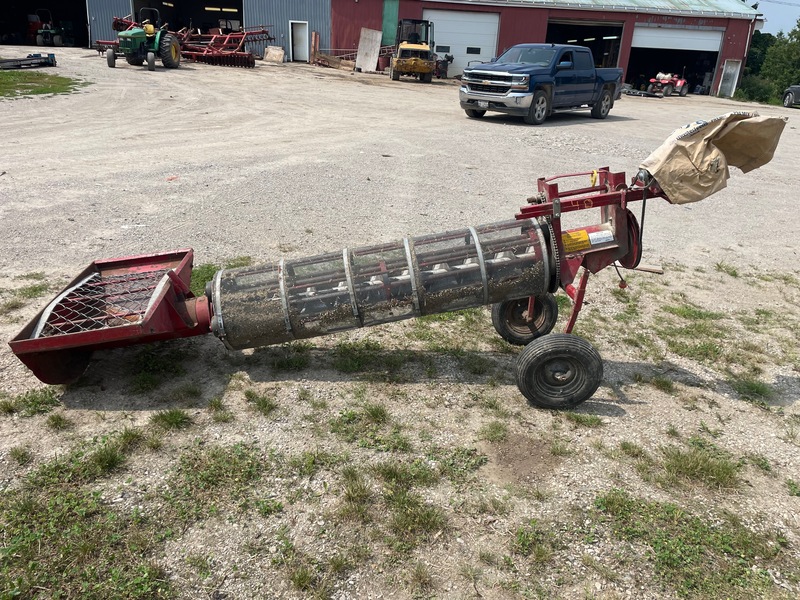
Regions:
[[36, 34, 43, 46], [679, 84, 689, 96], [390, 62, 399, 81], [53, 35, 63, 47], [591, 89, 612, 119], [465, 109, 486, 118], [492, 295, 558, 346], [646, 83, 655, 94], [159, 33, 181, 68], [523, 89, 549, 125], [420, 71, 433, 83], [784, 92, 795, 108], [515, 334, 603, 409], [663, 84, 674, 97], [106, 48, 116, 68], [147, 51, 156, 71], [125, 55, 144, 66]]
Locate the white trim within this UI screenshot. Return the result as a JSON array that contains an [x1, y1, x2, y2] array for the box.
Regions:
[[288, 20, 310, 62]]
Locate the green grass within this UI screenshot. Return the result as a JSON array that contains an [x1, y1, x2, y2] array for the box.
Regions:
[[714, 262, 739, 278], [45, 412, 73, 431], [594, 489, 791, 598], [0, 387, 61, 416], [511, 519, 557, 563], [660, 438, 741, 489], [189, 256, 252, 297], [787, 479, 800, 497], [331, 403, 411, 452], [150, 409, 192, 431], [286, 449, 346, 477], [478, 420, 508, 442], [564, 412, 604, 428], [264, 341, 312, 371], [9, 446, 33, 465], [663, 304, 724, 321], [426, 446, 488, 483], [331, 338, 412, 377], [0, 70, 82, 98], [245, 388, 279, 416], [728, 376, 773, 405], [129, 346, 186, 392]]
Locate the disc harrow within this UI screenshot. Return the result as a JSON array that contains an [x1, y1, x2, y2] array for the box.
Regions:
[[177, 26, 274, 68]]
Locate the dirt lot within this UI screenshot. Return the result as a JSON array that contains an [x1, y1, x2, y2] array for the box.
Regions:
[[1, 47, 800, 599]]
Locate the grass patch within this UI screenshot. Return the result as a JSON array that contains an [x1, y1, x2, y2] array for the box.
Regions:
[[660, 438, 741, 489], [663, 304, 724, 321], [245, 388, 279, 416], [714, 262, 739, 278], [511, 519, 557, 563], [9, 446, 33, 465], [564, 412, 604, 428], [45, 412, 73, 431], [372, 458, 440, 488], [0, 70, 83, 98], [150, 409, 192, 431], [478, 420, 508, 443], [427, 446, 488, 483], [189, 256, 252, 297], [129, 346, 186, 392], [331, 338, 412, 378], [594, 488, 791, 598], [263, 341, 312, 371], [0, 387, 61, 416], [787, 479, 800, 497], [331, 403, 411, 452], [729, 376, 773, 405], [286, 449, 346, 477]]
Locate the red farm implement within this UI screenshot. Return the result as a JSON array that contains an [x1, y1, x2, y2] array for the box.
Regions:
[[176, 26, 275, 68], [8, 114, 786, 409]]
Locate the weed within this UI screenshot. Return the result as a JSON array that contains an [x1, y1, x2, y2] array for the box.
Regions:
[[245, 389, 279, 416], [409, 561, 435, 592], [729, 376, 773, 404], [660, 439, 741, 489], [339, 466, 372, 519], [550, 439, 573, 456], [512, 519, 557, 563], [4, 387, 61, 416], [428, 446, 488, 483], [663, 304, 724, 321], [331, 405, 411, 452], [715, 262, 739, 277], [386, 490, 447, 546], [746, 453, 772, 473], [372, 458, 440, 488], [130, 346, 186, 392], [460, 352, 493, 375], [256, 498, 284, 517], [0, 298, 25, 315], [564, 412, 604, 428], [478, 420, 509, 443], [666, 425, 680, 438], [46, 412, 73, 431], [287, 449, 346, 477], [787, 479, 800, 497], [594, 488, 790, 597], [150, 409, 192, 431], [9, 446, 33, 465]]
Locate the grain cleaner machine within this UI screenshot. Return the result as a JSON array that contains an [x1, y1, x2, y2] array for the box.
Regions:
[[8, 113, 787, 409]]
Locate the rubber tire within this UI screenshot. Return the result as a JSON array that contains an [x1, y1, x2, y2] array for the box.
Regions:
[[53, 35, 63, 47], [591, 89, 612, 119], [663, 84, 674, 97], [126, 55, 144, 66], [492, 295, 558, 346], [515, 333, 603, 410], [465, 109, 486, 118], [420, 71, 433, 83], [679, 84, 688, 96], [390, 62, 399, 81], [106, 48, 116, 68], [159, 33, 181, 68], [36, 34, 43, 46], [784, 92, 795, 108], [147, 51, 156, 71], [646, 83, 655, 94], [523, 89, 549, 125]]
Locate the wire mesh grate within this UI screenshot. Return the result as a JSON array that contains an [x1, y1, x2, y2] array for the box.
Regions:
[[36, 270, 167, 338]]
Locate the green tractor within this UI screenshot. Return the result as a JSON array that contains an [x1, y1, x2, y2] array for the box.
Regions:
[[106, 8, 180, 72]]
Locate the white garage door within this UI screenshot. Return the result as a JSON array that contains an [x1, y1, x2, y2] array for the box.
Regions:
[[632, 26, 723, 52], [422, 9, 499, 77]]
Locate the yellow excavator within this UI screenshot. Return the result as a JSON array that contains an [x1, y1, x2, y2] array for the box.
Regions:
[[389, 19, 435, 83]]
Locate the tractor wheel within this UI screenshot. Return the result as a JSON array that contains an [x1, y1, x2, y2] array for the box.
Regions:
[[159, 33, 181, 68], [783, 91, 795, 108], [420, 71, 433, 83], [515, 334, 603, 409], [53, 35, 63, 47], [126, 55, 144, 66], [106, 48, 116, 68], [492, 295, 558, 346], [663, 84, 674, 97], [390, 62, 399, 81], [679, 84, 689, 96], [523, 89, 549, 125], [147, 51, 156, 71], [591, 89, 613, 119], [36, 34, 43, 46], [465, 109, 486, 119]]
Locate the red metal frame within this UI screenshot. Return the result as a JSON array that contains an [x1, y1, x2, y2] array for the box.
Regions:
[[176, 26, 275, 68]]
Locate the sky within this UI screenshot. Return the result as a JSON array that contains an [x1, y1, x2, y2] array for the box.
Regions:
[[755, 0, 800, 35]]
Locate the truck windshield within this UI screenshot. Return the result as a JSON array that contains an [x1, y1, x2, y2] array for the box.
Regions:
[[496, 47, 556, 66]]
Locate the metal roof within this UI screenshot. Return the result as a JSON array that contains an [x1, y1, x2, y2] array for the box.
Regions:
[[443, 0, 761, 19]]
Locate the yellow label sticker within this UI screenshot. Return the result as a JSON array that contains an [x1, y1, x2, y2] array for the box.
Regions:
[[562, 230, 591, 253]]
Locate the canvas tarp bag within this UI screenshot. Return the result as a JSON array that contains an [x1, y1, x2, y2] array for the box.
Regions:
[[639, 112, 787, 205]]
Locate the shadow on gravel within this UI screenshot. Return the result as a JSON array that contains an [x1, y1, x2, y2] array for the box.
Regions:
[[474, 112, 635, 127]]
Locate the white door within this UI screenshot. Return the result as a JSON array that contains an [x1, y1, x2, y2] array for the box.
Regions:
[[718, 59, 742, 97], [422, 9, 499, 77], [631, 26, 723, 52], [290, 21, 309, 62]]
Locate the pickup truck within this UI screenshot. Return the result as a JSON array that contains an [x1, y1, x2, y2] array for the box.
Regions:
[[459, 44, 623, 125]]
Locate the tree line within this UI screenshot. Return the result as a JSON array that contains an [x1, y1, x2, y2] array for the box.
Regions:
[[737, 17, 800, 103]]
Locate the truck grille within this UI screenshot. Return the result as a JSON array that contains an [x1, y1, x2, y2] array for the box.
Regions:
[[468, 83, 510, 94]]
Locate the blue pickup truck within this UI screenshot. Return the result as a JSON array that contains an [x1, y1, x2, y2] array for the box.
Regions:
[[459, 44, 623, 125]]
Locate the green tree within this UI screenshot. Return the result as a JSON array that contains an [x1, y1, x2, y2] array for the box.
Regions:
[[760, 18, 800, 93], [745, 30, 776, 76]]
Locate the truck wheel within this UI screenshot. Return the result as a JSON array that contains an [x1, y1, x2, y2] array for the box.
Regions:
[[421, 71, 433, 83], [492, 295, 558, 346], [591, 89, 613, 119], [160, 33, 181, 68], [147, 51, 156, 71], [523, 90, 549, 125], [106, 48, 116, 68], [465, 109, 486, 118], [515, 334, 603, 409], [662, 84, 674, 97], [783, 92, 794, 107], [390, 63, 399, 81]]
